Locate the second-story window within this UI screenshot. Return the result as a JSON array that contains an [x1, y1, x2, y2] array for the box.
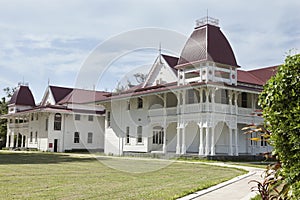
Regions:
[[75, 114, 81, 121], [88, 115, 93, 121], [137, 97, 143, 109], [242, 92, 248, 108], [54, 113, 62, 131]]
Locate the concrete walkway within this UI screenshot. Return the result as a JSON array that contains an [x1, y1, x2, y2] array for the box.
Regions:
[[178, 163, 264, 200]]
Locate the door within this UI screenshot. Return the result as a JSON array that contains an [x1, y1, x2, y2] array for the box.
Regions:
[[54, 139, 58, 152]]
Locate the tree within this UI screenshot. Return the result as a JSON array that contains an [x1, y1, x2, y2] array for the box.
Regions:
[[259, 54, 300, 199], [133, 73, 147, 84], [0, 87, 16, 148]]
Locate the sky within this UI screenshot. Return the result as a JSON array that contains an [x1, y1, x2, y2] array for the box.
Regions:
[[0, 0, 299, 102]]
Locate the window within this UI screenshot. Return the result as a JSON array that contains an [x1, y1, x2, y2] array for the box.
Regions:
[[137, 126, 143, 143], [31, 113, 34, 121], [137, 97, 143, 109], [88, 115, 93, 121], [153, 127, 164, 144], [242, 92, 248, 108], [221, 90, 229, 104], [9, 118, 12, 123], [35, 131, 38, 143], [36, 113, 38, 120], [127, 101, 130, 110], [45, 118, 48, 131], [126, 127, 130, 144], [75, 114, 81, 121], [107, 111, 111, 127], [74, 132, 80, 143], [54, 113, 62, 130], [30, 132, 33, 143], [87, 132, 93, 143], [261, 136, 267, 146]]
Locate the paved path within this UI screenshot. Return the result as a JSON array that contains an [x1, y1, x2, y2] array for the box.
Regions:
[[178, 163, 264, 200]]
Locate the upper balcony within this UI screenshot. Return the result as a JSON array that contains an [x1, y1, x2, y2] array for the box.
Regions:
[[148, 103, 255, 118]]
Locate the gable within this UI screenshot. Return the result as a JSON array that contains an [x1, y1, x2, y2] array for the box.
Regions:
[[143, 55, 178, 88]]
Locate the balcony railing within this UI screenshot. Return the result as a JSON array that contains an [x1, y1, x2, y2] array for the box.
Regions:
[[9, 123, 29, 128], [148, 104, 256, 117]]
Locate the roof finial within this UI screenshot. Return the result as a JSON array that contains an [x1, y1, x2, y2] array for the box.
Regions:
[[207, 9, 209, 24], [159, 42, 162, 64]]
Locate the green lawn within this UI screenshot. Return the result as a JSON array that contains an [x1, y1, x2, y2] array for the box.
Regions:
[[0, 151, 245, 200]]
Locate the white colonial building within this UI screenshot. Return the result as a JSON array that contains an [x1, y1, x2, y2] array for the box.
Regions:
[[4, 17, 276, 156], [5, 85, 108, 152]]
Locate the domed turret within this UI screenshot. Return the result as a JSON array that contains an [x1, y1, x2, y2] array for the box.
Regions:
[[8, 84, 35, 113], [177, 17, 238, 67], [176, 17, 239, 85]]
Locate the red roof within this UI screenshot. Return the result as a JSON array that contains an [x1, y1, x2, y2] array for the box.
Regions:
[[162, 54, 179, 69], [177, 24, 239, 68], [9, 85, 35, 106], [248, 66, 278, 84], [238, 66, 278, 86], [58, 89, 110, 104], [49, 86, 73, 103]]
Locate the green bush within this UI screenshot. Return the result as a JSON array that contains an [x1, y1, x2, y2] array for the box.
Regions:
[[259, 54, 300, 199]]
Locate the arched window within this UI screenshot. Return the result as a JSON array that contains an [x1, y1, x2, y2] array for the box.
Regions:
[[54, 113, 62, 131]]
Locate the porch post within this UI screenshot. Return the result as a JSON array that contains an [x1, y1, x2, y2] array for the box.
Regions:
[[198, 123, 204, 155], [163, 93, 167, 154], [21, 134, 24, 148], [205, 127, 210, 155], [176, 124, 181, 154], [181, 123, 186, 154], [210, 126, 215, 155], [6, 132, 10, 148], [229, 128, 233, 155], [234, 129, 239, 156], [10, 132, 14, 148], [16, 133, 19, 148]]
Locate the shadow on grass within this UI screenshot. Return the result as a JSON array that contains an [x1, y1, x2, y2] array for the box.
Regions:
[[0, 152, 111, 165]]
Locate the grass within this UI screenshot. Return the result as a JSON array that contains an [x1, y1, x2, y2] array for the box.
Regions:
[[0, 151, 245, 200]]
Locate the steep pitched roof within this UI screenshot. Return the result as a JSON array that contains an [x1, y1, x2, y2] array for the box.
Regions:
[[9, 85, 35, 106], [161, 54, 179, 69], [177, 24, 239, 68], [49, 86, 73, 103]]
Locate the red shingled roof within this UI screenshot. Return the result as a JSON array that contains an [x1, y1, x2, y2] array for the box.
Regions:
[[9, 85, 35, 106], [177, 24, 239, 68], [49, 86, 73, 103], [58, 89, 110, 104], [161, 54, 179, 69], [248, 66, 278, 84], [237, 66, 278, 86]]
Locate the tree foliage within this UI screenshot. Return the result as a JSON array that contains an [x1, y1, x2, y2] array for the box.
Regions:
[[259, 54, 300, 199]]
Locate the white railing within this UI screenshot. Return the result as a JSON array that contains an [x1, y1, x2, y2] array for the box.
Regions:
[[9, 123, 29, 128], [149, 104, 256, 117], [238, 107, 253, 115]]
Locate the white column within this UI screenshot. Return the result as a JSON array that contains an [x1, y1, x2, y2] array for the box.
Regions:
[[229, 128, 233, 156], [163, 94, 167, 154], [181, 123, 186, 154], [234, 129, 239, 156], [198, 123, 204, 155], [210, 127, 215, 155], [176, 125, 181, 154], [163, 126, 167, 153], [16, 133, 19, 148], [6, 132, 10, 148], [21, 134, 24, 148], [205, 127, 210, 155]]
